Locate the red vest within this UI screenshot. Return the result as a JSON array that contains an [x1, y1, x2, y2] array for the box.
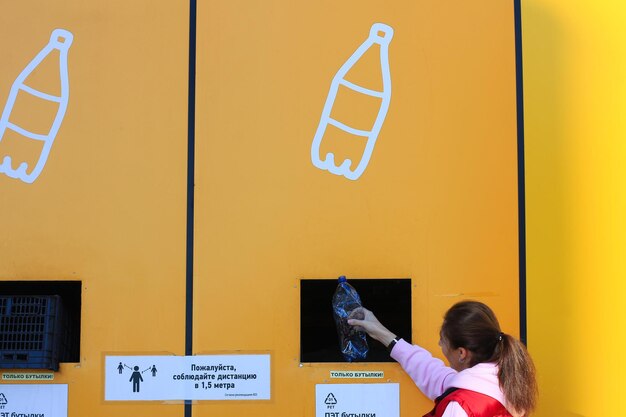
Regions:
[[423, 388, 513, 417]]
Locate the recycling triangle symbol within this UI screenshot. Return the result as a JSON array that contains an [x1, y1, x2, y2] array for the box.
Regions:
[[0, 393, 7, 405], [325, 393, 337, 405]]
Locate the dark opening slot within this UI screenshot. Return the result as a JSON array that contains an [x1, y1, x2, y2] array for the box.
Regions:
[[0, 281, 81, 367], [300, 278, 412, 363]]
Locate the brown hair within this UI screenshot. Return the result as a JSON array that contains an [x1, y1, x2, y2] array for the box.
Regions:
[[440, 301, 537, 415]]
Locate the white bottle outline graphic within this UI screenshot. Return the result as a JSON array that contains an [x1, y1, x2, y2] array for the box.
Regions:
[[311, 23, 393, 181], [0, 28, 73, 184]]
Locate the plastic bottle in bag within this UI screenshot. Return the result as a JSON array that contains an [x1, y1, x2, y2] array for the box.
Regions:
[[332, 276, 368, 361]]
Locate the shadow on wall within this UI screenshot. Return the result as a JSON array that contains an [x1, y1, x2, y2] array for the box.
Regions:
[[522, 2, 580, 417]]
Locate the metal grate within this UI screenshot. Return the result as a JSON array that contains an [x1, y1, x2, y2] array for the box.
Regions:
[[0, 297, 48, 350], [0, 295, 67, 370]]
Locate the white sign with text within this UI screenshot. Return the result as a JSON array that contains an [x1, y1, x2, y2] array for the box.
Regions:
[[316, 383, 399, 417], [0, 384, 68, 416], [105, 354, 270, 401]]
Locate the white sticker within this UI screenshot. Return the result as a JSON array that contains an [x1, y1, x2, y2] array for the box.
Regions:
[[316, 383, 399, 417], [2, 372, 55, 381], [105, 354, 270, 401], [311, 23, 393, 181], [0, 29, 73, 184], [330, 371, 384, 379], [0, 384, 68, 416]]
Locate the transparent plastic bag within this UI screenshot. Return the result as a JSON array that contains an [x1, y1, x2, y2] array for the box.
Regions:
[[332, 276, 368, 361]]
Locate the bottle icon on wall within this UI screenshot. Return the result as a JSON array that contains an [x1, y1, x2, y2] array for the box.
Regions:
[[311, 23, 393, 181], [0, 28, 73, 184]]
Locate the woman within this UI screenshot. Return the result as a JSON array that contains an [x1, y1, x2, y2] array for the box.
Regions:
[[348, 301, 537, 417]]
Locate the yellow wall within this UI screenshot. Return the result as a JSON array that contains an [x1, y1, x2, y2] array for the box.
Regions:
[[1, 1, 522, 416], [523, 1, 626, 416]]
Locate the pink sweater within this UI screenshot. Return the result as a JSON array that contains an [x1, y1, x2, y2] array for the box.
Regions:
[[390, 339, 517, 417]]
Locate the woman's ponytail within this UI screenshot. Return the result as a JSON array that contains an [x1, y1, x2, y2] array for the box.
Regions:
[[497, 334, 537, 415], [441, 301, 538, 416]]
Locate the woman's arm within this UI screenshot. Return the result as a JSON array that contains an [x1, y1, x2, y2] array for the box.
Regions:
[[391, 339, 456, 400], [349, 308, 456, 400]]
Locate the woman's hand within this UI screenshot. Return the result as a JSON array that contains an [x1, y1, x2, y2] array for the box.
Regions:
[[348, 307, 397, 348]]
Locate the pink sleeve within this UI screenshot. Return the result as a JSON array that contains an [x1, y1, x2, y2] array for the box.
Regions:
[[390, 339, 457, 400]]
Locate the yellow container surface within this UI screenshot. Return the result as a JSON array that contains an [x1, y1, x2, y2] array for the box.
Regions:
[[0, 1, 522, 416]]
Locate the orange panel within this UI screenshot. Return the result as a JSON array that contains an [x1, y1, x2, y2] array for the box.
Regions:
[[194, 1, 520, 416], [0, 2, 188, 416]]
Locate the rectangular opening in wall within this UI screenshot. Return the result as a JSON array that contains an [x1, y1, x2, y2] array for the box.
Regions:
[[300, 278, 412, 363], [0, 281, 81, 370]]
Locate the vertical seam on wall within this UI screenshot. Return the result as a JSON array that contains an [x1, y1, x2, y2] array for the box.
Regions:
[[185, 0, 197, 415], [514, 0, 528, 346]]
